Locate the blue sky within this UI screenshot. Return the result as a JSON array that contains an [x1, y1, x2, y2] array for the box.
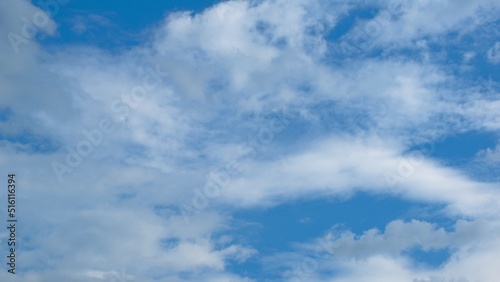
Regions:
[[1, 0, 500, 281]]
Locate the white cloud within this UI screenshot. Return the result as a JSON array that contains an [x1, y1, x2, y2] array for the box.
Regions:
[[276, 219, 500, 282], [219, 135, 500, 217], [476, 141, 500, 163], [344, 0, 499, 47], [0, 1, 74, 133], [0, 0, 499, 281]]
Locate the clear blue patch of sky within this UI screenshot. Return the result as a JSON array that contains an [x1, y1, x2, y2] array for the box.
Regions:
[[116, 192, 136, 202], [404, 247, 453, 270], [434, 131, 498, 159], [226, 193, 455, 279], [409, 131, 498, 165]]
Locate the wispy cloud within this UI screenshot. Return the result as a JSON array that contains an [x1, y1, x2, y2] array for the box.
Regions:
[[0, 0, 499, 281]]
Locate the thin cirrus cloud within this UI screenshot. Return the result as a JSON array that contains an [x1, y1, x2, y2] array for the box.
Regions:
[[0, 0, 499, 281]]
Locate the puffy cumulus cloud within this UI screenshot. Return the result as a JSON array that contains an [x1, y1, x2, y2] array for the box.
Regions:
[[146, 0, 343, 112], [274, 219, 500, 282], [0, 0, 499, 281], [318, 219, 494, 258], [477, 141, 500, 163], [154, 0, 338, 57]]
